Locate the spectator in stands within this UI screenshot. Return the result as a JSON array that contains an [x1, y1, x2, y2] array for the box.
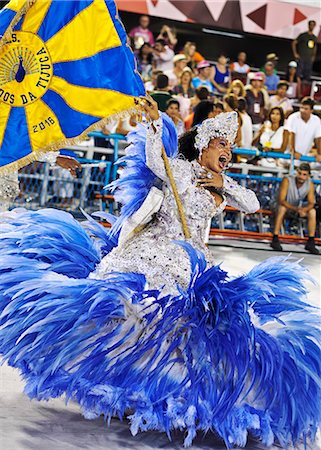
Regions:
[[192, 61, 215, 93], [230, 51, 250, 74], [145, 69, 162, 92], [165, 54, 187, 88], [269, 81, 293, 118], [182, 41, 204, 72], [156, 25, 177, 50], [227, 79, 246, 98], [129, 15, 154, 50], [184, 86, 210, 130], [245, 72, 266, 133], [136, 43, 153, 81], [252, 107, 288, 153], [150, 73, 172, 112], [263, 62, 280, 94], [165, 99, 185, 136], [173, 67, 195, 98], [212, 53, 230, 93], [271, 163, 319, 254], [292, 20, 317, 81], [152, 39, 174, 72], [286, 97, 321, 160], [192, 100, 215, 126], [285, 61, 299, 99], [238, 97, 253, 150], [223, 94, 242, 147]]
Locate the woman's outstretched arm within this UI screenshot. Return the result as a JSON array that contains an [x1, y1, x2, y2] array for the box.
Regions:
[[223, 174, 260, 213]]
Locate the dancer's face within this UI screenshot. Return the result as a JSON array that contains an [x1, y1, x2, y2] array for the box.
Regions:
[[199, 137, 232, 173]]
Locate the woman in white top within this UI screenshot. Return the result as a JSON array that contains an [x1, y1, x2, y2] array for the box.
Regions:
[[252, 106, 288, 153]]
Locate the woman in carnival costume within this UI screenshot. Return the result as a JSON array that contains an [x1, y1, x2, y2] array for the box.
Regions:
[[0, 96, 320, 449]]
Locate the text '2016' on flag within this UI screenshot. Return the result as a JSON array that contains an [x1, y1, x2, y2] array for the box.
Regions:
[[0, 0, 145, 174]]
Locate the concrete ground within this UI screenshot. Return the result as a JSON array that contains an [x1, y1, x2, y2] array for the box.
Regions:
[[0, 239, 320, 450]]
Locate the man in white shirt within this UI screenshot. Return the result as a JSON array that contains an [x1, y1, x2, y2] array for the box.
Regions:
[[152, 39, 174, 72], [285, 97, 321, 160]]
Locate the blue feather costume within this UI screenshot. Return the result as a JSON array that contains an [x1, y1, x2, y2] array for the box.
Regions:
[[0, 114, 320, 449]]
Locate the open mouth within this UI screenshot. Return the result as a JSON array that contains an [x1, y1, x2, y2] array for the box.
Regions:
[[218, 154, 229, 169]]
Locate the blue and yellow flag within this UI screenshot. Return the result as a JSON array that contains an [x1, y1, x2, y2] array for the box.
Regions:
[[0, 0, 145, 173]]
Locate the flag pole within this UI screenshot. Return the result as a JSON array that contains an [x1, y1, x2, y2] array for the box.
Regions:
[[161, 146, 191, 240]]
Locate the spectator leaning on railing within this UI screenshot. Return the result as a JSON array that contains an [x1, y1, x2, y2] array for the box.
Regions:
[[252, 106, 288, 153], [270, 163, 319, 255], [285, 97, 321, 162]]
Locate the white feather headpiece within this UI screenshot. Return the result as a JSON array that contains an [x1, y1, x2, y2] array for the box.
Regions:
[[194, 111, 238, 153]]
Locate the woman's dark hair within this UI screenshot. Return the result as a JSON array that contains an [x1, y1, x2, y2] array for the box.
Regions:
[[224, 94, 239, 111], [178, 128, 199, 161], [138, 43, 153, 64], [195, 86, 209, 100], [166, 98, 180, 109], [237, 97, 247, 113], [192, 100, 214, 126], [268, 106, 285, 126]]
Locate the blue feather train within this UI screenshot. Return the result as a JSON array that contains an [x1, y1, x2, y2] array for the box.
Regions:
[[0, 208, 320, 449]]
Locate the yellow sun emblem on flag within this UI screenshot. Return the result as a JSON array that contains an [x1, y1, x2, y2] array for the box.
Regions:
[[0, 31, 53, 107]]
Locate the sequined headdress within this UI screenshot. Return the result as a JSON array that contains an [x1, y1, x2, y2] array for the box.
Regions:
[[194, 111, 238, 153]]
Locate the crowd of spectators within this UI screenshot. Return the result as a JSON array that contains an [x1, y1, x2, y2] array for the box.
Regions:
[[126, 15, 321, 251], [128, 15, 321, 166]]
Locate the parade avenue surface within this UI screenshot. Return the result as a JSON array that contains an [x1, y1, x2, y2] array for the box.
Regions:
[[1, 239, 320, 450]]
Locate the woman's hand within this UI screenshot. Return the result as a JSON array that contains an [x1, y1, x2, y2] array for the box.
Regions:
[[197, 171, 223, 189], [139, 95, 160, 122]]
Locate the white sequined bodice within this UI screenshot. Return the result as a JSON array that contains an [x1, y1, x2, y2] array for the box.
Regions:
[[92, 116, 260, 294]]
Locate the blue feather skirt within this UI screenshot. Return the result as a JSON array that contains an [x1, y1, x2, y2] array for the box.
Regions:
[[0, 209, 320, 449]]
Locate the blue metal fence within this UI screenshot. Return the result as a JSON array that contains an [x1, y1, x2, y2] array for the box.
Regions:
[[6, 136, 321, 237], [12, 158, 112, 215]]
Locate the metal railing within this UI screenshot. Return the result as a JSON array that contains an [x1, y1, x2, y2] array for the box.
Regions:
[[13, 158, 112, 215], [7, 139, 321, 237]]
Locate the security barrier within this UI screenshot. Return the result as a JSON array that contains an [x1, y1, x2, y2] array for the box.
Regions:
[[12, 158, 112, 215], [7, 138, 321, 240]]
